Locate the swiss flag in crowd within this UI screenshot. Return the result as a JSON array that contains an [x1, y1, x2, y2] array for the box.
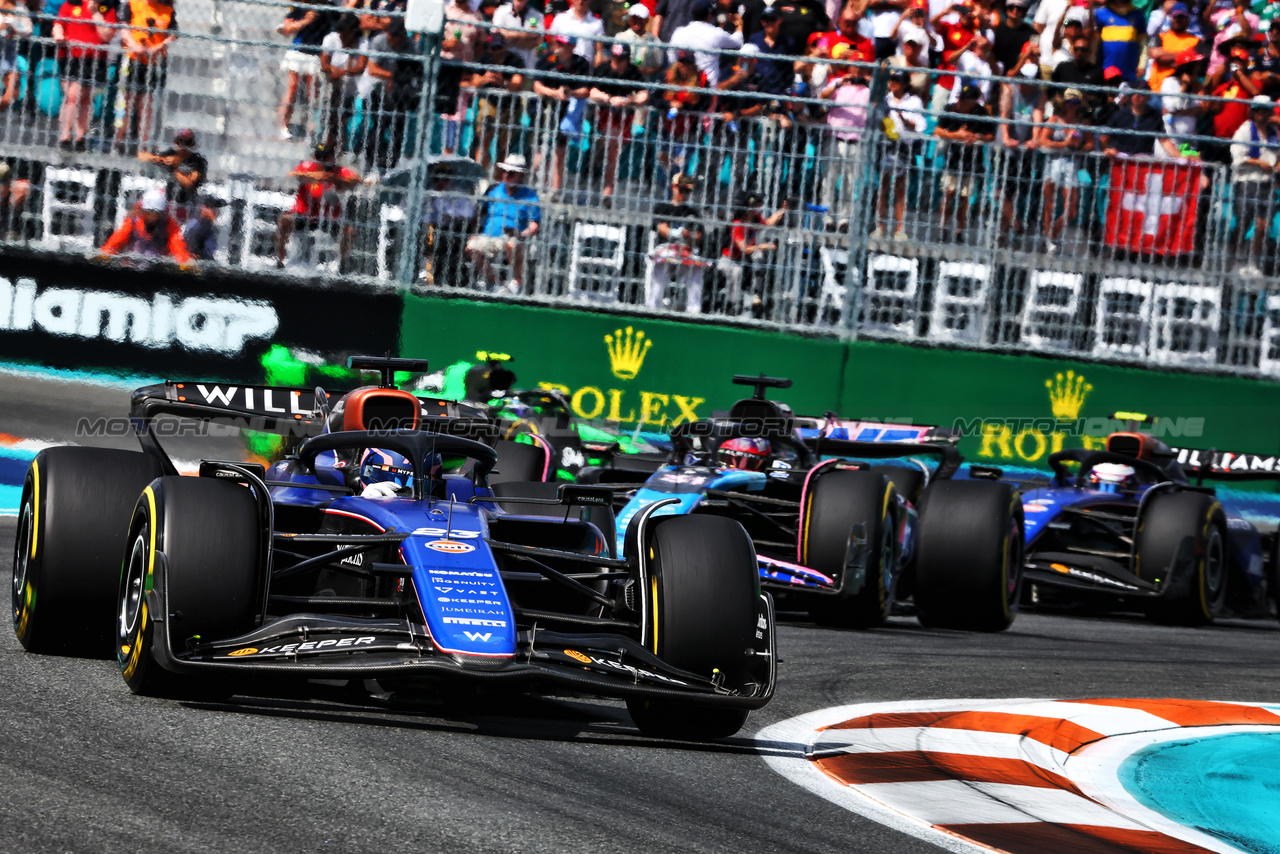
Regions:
[[1104, 160, 1202, 255]]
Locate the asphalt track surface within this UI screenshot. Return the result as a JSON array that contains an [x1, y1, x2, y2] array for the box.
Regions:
[[4, 370, 1280, 854]]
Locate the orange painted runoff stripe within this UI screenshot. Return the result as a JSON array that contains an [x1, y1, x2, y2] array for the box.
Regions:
[[815, 751, 1085, 795], [942, 822, 1220, 854], [823, 711, 1105, 754], [1065, 698, 1280, 728]]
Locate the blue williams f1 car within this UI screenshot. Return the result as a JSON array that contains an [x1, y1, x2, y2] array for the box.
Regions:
[[11, 357, 775, 739], [611, 376, 1025, 633], [1020, 416, 1280, 626]]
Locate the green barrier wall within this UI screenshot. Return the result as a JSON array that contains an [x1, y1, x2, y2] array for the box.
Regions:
[[401, 295, 1280, 467]]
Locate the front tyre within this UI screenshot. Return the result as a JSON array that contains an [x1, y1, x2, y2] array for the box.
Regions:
[[626, 516, 759, 740], [119, 476, 262, 698], [913, 480, 1023, 632], [1139, 491, 1228, 626], [13, 447, 164, 656]]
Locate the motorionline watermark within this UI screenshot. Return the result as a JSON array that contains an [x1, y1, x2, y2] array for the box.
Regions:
[[76, 417, 503, 441], [953, 417, 1205, 439]]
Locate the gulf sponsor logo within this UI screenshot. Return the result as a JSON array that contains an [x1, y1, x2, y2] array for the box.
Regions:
[[425, 539, 474, 554]]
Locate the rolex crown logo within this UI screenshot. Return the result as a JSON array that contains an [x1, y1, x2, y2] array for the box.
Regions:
[[1046, 370, 1092, 421], [605, 326, 651, 380]]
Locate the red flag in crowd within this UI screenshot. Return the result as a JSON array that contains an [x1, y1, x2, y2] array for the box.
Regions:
[[1104, 159, 1201, 255]]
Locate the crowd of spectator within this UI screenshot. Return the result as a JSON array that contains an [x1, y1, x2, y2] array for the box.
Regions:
[[2, 0, 1280, 278]]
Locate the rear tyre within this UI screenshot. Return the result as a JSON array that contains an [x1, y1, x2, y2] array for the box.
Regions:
[[119, 476, 262, 698], [913, 480, 1023, 632], [1139, 491, 1228, 626], [491, 439, 552, 484], [12, 447, 165, 656], [804, 471, 897, 629], [626, 516, 758, 740]]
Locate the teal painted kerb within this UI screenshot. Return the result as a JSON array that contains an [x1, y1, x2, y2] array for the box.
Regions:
[[1119, 731, 1280, 854]]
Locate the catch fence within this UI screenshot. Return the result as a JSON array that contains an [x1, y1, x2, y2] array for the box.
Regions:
[[1, 9, 1279, 379]]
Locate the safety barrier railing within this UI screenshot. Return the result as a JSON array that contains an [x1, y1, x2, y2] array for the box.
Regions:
[[4, 12, 1280, 378]]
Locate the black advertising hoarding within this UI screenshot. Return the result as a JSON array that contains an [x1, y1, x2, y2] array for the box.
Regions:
[[0, 250, 403, 381]]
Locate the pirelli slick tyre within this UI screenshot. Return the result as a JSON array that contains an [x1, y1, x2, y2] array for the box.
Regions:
[[626, 516, 758, 741], [118, 476, 261, 698], [13, 447, 165, 656], [1139, 491, 1228, 627], [804, 470, 898, 630], [490, 439, 551, 484], [913, 480, 1024, 633]]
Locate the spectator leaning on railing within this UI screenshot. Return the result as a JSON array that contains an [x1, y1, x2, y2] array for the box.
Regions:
[[1100, 79, 1163, 155], [1040, 86, 1092, 255], [996, 62, 1044, 241], [531, 34, 591, 193], [52, 0, 114, 150], [468, 31, 525, 171], [1229, 95, 1279, 273], [100, 187, 193, 263], [934, 83, 995, 243], [589, 42, 648, 202], [875, 68, 926, 240], [648, 172, 707, 311], [182, 193, 228, 262]]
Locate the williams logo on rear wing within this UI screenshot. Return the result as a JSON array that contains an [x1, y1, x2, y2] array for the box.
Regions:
[[1174, 447, 1280, 481], [130, 381, 329, 436]]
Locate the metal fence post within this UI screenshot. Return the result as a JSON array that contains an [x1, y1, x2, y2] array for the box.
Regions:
[[398, 0, 445, 287]]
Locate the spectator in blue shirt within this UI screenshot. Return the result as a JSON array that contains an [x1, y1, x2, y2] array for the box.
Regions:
[[466, 154, 540, 293]]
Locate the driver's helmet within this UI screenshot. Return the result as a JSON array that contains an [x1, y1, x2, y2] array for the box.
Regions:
[[359, 449, 422, 492], [1088, 462, 1137, 493], [718, 436, 772, 471]]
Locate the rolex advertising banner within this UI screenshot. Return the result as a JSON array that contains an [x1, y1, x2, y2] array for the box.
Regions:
[[401, 294, 1280, 472]]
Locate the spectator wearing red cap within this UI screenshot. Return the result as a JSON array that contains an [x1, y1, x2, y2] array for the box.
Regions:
[[52, 0, 116, 152], [1157, 48, 1205, 159], [1229, 96, 1279, 272], [589, 42, 648, 200], [550, 0, 606, 64], [532, 34, 592, 192]]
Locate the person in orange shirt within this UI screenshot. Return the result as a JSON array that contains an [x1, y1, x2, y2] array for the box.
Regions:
[[114, 0, 178, 153], [1146, 3, 1201, 89], [100, 188, 193, 263]]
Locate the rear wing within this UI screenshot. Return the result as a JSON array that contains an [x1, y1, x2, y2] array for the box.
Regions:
[[1174, 447, 1280, 483], [131, 382, 329, 436], [796, 418, 962, 445], [803, 435, 963, 480]]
